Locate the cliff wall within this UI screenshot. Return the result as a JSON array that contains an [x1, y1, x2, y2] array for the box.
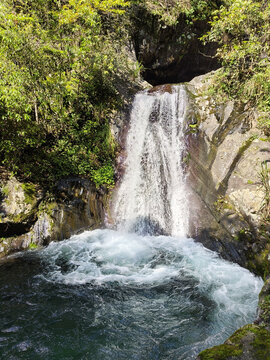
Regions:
[[185, 73, 270, 359], [185, 73, 270, 278]]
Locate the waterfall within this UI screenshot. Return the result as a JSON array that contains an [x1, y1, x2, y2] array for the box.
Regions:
[[0, 86, 263, 360], [112, 86, 189, 236]]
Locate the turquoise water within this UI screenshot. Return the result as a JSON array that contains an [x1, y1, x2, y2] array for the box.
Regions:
[[0, 229, 263, 360]]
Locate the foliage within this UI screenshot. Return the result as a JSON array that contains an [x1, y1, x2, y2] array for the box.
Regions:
[[91, 162, 115, 188], [21, 183, 36, 205], [29, 242, 38, 250], [138, 0, 223, 26], [139, 0, 190, 25], [202, 0, 270, 133], [0, 0, 135, 188]]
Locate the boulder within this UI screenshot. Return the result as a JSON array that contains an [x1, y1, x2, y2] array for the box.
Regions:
[[0, 178, 105, 257]]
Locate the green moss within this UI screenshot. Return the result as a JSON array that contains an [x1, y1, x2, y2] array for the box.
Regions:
[[8, 204, 38, 224], [259, 137, 270, 142], [12, 213, 27, 223], [247, 259, 257, 273], [261, 295, 270, 303], [246, 325, 270, 360], [199, 325, 270, 360], [254, 247, 270, 280], [38, 200, 57, 216], [199, 344, 242, 360], [21, 183, 36, 205], [28, 242, 38, 250], [2, 186, 9, 197], [234, 229, 250, 242], [228, 324, 254, 343], [37, 200, 57, 233], [214, 195, 234, 212], [188, 123, 199, 133], [183, 152, 191, 165], [259, 295, 270, 323], [45, 202, 57, 217], [252, 329, 270, 359], [233, 227, 270, 278]]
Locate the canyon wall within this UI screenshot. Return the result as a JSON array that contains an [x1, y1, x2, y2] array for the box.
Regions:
[[185, 73, 270, 359], [185, 73, 270, 278]]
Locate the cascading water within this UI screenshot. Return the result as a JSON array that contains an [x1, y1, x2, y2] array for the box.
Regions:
[[0, 86, 263, 360], [112, 86, 189, 236]]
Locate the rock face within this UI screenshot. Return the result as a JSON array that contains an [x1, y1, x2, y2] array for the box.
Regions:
[[184, 73, 270, 359], [197, 284, 270, 360], [0, 69, 269, 357], [184, 73, 270, 277], [131, 6, 219, 85], [197, 322, 270, 360], [0, 178, 105, 257]]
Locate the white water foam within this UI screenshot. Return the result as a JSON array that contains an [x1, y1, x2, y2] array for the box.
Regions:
[[40, 229, 263, 325], [38, 85, 263, 336], [37, 86, 263, 354], [2, 84, 264, 360], [112, 86, 189, 236]]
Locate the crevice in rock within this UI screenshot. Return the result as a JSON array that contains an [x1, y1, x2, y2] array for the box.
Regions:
[[0, 202, 42, 238], [0, 221, 34, 237], [131, 7, 220, 85], [218, 136, 256, 194], [141, 42, 220, 86]]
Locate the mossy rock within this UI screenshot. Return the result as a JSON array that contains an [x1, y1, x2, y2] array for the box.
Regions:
[[255, 246, 270, 280], [259, 279, 270, 325], [21, 183, 37, 205], [198, 344, 242, 360], [251, 327, 270, 359], [1, 178, 39, 224], [38, 200, 58, 217], [28, 242, 38, 250], [198, 324, 270, 360]]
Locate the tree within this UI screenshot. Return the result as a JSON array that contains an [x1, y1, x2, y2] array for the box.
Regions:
[[0, 0, 134, 187], [202, 0, 270, 133]]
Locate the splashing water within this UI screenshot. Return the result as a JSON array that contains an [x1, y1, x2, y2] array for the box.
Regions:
[[0, 229, 258, 360], [112, 86, 189, 236], [0, 86, 264, 360]]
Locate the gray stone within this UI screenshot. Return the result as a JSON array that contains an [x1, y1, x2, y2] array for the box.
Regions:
[[0, 178, 106, 257]]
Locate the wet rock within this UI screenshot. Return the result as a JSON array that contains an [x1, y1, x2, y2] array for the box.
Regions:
[[197, 324, 270, 360], [0, 178, 40, 223], [258, 278, 270, 330], [0, 178, 106, 257], [148, 84, 173, 94], [186, 72, 270, 359], [185, 72, 270, 275]]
